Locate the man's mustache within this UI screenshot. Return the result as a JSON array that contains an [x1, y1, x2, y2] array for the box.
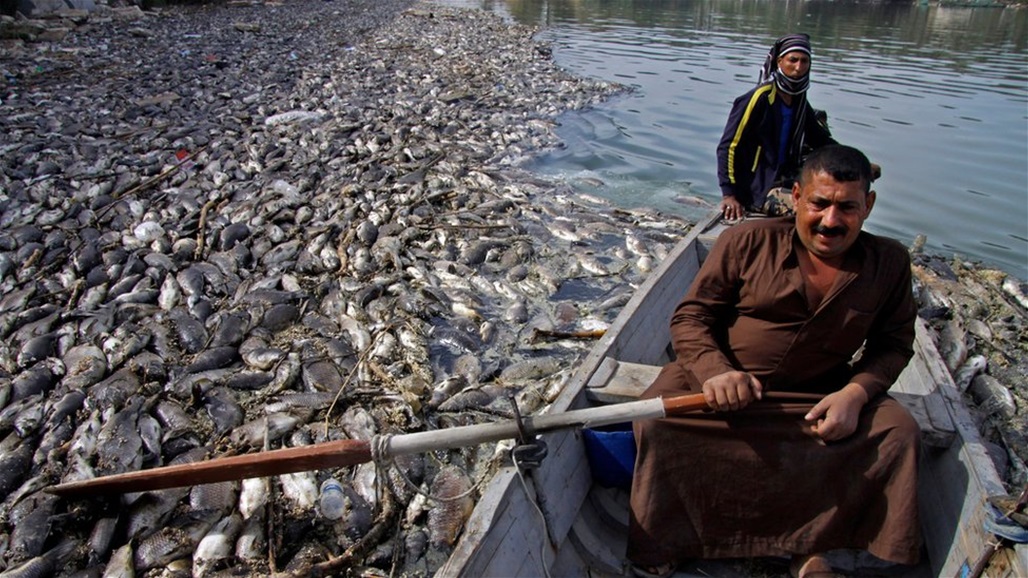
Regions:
[[813, 225, 847, 237]]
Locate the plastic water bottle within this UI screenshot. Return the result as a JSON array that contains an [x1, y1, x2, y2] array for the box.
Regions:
[[319, 478, 345, 520]]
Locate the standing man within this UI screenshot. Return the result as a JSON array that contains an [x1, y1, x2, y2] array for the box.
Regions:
[[629, 145, 920, 578], [716, 33, 836, 220]]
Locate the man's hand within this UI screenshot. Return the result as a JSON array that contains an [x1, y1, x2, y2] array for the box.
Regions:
[[804, 384, 869, 442], [720, 195, 744, 221], [702, 371, 762, 411]]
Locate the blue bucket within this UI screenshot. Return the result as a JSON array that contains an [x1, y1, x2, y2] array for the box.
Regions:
[[582, 423, 636, 490]]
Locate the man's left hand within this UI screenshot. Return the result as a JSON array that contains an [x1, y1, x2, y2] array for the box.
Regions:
[[804, 384, 869, 442]]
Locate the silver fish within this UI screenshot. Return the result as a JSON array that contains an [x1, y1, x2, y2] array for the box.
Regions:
[[88, 515, 120, 567], [234, 513, 266, 563], [190, 480, 239, 515], [0, 538, 78, 578], [229, 412, 305, 449], [238, 476, 269, 521], [192, 512, 243, 578], [426, 465, 475, 547], [134, 512, 216, 571], [279, 471, 319, 512], [100, 543, 135, 578]]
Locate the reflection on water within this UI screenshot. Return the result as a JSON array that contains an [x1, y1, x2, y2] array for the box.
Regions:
[[430, 0, 1028, 278]]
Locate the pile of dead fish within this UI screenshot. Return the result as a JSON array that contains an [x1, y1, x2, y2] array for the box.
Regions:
[[0, 1, 694, 576], [911, 247, 1028, 490]]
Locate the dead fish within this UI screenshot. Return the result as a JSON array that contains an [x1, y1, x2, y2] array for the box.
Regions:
[[229, 412, 305, 448], [137, 412, 164, 466], [338, 315, 371, 352], [235, 513, 266, 563], [46, 389, 85, 425], [10, 364, 58, 402], [101, 543, 135, 578], [330, 482, 373, 544], [955, 354, 988, 392], [437, 388, 495, 412], [60, 343, 109, 389], [279, 471, 319, 512], [339, 405, 377, 441], [158, 274, 181, 311], [88, 367, 142, 410], [32, 418, 73, 466], [203, 387, 244, 438], [498, 356, 561, 383], [88, 515, 121, 566], [154, 398, 193, 433], [95, 395, 144, 476], [427, 376, 468, 410], [11, 395, 44, 437], [154, 558, 192, 578], [503, 301, 529, 324], [351, 461, 379, 511], [263, 392, 336, 414], [0, 538, 78, 578], [427, 465, 475, 547], [16, 333, 56, 368], [184, 346, 240, 374], [625, 232, 648, 257], [175, 267, 206, 303], [238, 476, 269, 520], [301, 358, 345, 392], [134, 512, 216, 571], [239, 341, 286, 371], [8, 491, 58, 563], [192, 512, 243, 578], [0, 433, 34, 496], [168, 307, 208, 354], [264, 351, 300, 396], [62, 409, 101, 483], [190, 479, 239, 515]]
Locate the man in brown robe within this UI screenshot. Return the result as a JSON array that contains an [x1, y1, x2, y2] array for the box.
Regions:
[[628, 144, 920, 578]]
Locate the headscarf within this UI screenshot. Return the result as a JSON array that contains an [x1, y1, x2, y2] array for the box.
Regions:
[[758, 33, 812, 95]]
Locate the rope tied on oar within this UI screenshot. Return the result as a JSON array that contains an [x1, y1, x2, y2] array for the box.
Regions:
[[369, 433, 484, 504]]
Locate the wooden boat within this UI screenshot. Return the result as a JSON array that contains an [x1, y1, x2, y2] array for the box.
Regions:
[[439, 210, 1028, 578]]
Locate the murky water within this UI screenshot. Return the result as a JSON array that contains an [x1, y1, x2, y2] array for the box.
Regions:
[[431, 0, 1028, 278]]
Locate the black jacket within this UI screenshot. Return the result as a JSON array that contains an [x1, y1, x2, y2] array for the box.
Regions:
[[716, 82, 835, 208]]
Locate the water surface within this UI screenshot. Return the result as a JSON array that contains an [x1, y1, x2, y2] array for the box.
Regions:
[[432, 0, 1028, 278]]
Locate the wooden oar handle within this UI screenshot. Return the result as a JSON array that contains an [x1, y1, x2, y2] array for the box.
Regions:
[[661, 393, 710, 415], [48, 438, 373, 497]]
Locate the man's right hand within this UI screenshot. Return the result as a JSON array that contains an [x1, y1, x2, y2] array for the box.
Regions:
[[720, 195, 744, 221], [702, 371, 763, 411]]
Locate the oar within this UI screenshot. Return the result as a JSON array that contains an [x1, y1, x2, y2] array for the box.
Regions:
[[46, 393, 709, 497]]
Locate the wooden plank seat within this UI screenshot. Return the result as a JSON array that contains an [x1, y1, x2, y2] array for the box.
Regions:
[[585, 356, 956, 449]]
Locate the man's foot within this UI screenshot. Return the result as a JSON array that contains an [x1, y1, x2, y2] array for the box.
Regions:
[[789, 554, 844, 578], [629, 561, 676, 578]]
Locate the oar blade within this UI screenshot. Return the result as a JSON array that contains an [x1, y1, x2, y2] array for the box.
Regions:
[[48, 438, 372, 497]]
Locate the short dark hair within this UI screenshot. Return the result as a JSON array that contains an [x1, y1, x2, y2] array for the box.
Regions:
[[799, 144, 872, 193]]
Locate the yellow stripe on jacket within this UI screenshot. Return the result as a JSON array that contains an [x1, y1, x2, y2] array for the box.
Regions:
[[727, 83, 776, 186]]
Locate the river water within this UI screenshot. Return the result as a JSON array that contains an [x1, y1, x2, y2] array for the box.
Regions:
[[431, 0, 1028, 279]]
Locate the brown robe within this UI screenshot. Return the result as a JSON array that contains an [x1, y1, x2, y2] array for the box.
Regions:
[[628, 217, 921, 567]]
